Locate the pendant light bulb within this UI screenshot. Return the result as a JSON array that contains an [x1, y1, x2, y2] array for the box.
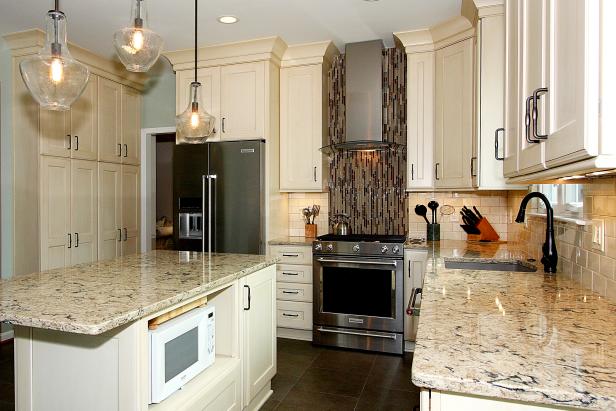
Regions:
[[176, 0, 216, 144], [113, 0, 163, 72], [19, 5, 90, 111]]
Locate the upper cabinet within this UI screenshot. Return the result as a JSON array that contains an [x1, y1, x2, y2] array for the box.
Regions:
[[434, 38, 474, 189], [279, 42, 338, 192], [121, 86, 141, 165], [167, 37, 287, 143], [504, 0, 613, 181], [220, 62, 265, 140], [40, 74, 98, 160]]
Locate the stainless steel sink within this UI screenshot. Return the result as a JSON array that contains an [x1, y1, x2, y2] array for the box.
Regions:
[[444, 259, 537, 273]]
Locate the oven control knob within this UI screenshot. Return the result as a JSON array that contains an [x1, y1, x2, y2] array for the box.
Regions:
[[381, 245, 389, 254], [314, 243, 322, 251], [352, 244, 360, 253], [326, 243, 334, 251], [392, 245, 400, 254]]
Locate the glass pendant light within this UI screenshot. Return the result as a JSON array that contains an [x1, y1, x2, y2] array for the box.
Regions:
[[19, 0, 90, 111], [176, 0, 215, 144], [113, 0, 163, 72]]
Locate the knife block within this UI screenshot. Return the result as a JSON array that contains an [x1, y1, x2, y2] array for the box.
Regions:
[[467, 218, 500, 242]]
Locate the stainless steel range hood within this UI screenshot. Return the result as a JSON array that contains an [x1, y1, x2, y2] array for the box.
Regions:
[[324, 40, 396, 152]]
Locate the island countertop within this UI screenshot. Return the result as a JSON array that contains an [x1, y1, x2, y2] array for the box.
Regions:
[[0, 251, 278, 335], [412, 241, 616, 410]]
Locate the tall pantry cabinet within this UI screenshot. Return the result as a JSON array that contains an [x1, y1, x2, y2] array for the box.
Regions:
[[4, 30, 144, 275]]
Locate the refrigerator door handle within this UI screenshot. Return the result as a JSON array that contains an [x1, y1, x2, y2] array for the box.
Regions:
[[205, 174, 218, 254]]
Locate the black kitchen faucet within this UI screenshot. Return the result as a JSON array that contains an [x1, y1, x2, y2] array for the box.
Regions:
[[515, 192, 558, 273]]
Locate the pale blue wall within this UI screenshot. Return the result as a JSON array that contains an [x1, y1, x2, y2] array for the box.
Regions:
[[0, 37, 13, 280], [141, 57, 176, 129]]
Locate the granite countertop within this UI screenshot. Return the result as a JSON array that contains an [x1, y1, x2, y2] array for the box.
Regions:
[[269, 236, 316, 246], [412, 241, 616, 409], [0, 251, 277, 335]]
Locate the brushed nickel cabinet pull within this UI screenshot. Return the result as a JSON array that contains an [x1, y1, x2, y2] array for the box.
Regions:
[[75, 232, 79, 247], [117, 144, 122, 156], [123, 228, 128, 241], [494, 128, 505, 160], [67, 135, 71, 150], [117, 228, 122, 242], [67, 233, 72, 248], [435, 163, 440, 180], [123, 144, 128, 158], [74, 136, 79, 151]]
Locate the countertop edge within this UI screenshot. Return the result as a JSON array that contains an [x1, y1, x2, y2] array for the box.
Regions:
[[3, 259, 278, 336]]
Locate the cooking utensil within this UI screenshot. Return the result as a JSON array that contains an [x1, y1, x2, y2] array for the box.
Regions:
[[302, 207, 312, 224], [473, 206, 484, 220], [311, 204, 320, 224], [414, 205, 430, 224], [427, 201, 439, 224]]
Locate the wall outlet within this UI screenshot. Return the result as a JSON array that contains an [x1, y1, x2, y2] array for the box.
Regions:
[[591, 219, 605, 252]]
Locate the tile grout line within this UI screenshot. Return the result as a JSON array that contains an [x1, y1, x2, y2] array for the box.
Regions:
[[353, 354, 378, 411], [272, 345, 322, 409]]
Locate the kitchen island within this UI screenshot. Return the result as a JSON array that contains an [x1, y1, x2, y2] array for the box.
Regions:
[[0, 250, 278, 411], [411, 241, 616, 410]]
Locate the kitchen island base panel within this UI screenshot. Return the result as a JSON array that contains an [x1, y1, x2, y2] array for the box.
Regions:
[[421, 389, 580, 411]]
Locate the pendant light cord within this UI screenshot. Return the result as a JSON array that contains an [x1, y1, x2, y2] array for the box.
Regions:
[[55, 0, 59, 11], [194, 0, 198, 83]]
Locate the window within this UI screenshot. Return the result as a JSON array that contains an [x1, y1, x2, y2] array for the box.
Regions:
[[535, 184, 583, 216]]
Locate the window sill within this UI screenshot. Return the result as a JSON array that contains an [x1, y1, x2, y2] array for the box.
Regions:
[[526, 212, 590, 226]]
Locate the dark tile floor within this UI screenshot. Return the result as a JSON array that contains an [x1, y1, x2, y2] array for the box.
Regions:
[[0, 338, 420, 411], [264, 338, 420, 411], [0, 341, 14, 411]]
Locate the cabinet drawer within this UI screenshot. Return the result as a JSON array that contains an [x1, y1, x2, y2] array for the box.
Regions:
[[277, 301, 312, 330], [277, 283, 313, 303], [277, 264, 312, 284], [270, 245, 312, 265]]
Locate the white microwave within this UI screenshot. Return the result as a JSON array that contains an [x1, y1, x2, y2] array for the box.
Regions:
[[150, 305, 215, 404]]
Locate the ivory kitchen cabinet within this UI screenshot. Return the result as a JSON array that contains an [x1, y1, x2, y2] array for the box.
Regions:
[[220, 62, 265, 140], [503, 0, 521, 177], [40, 157, 98, 270], [279, 41, 337, 192], [40, 74, 98, 160], [434, 38, 474, 189], [98, 79, 141, 165], [176, 67, 221, 141], [98, 163, 140, 261], [241, 265, 276, 408]]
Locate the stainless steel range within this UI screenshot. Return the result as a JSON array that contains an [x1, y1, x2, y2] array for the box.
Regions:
[[312, 234, 405, 355]]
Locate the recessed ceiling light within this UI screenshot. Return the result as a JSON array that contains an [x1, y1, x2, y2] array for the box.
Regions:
[[218, 15, 239, 24], [363, 0, 380, 2]]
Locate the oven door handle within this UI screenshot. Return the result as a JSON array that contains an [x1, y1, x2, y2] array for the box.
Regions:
[[316, 327, 398, 340], [315, 258, 397, 267]]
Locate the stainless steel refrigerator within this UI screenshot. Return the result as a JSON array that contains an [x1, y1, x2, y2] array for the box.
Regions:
[[173, 140, 265, 254]]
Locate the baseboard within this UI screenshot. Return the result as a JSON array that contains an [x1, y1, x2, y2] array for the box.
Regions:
[[244, 382, 272, 411], [277, 327, 312, 341], [0, 329, 14, 342]]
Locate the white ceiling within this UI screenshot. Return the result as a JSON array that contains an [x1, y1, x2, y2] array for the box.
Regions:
[[0, 0, 461, 58]]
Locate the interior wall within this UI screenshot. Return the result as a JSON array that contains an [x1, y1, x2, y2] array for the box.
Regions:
[[155, 140, 174, 222], [508, 179, 616, 301], [0, 37, 12, 279], [288, 193, 329, 237], [141, 58, 176, 129]]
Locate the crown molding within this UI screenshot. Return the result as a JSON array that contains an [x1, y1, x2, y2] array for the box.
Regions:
[[461, 0, 504, 25], [164, 36, 288, 71], [394, 15, 474, 54], [2, 29, 148, 90], [281, 40, 340, 68]]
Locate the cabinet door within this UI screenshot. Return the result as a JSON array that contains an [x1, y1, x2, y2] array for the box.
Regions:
[[242, 265, 276, 405], [176, 68, 221, 141], [98, 78, 122, 163], [220, 62, 265, 140], [280, 64, 323, 191], [71, 160, 98, 265], [518, 0, 547, 173], [40, 156, 71, 270], [71, 75, 98, 160], [545, 0, 599, 165], [98, 162, 122, 261], [40, 110, 70, 158], [406, 52, 435, 190], [434, 39, 474, 189], [121, 165, 140, 256], [121, 86, 141, 165], [504, 0, 521, 177]]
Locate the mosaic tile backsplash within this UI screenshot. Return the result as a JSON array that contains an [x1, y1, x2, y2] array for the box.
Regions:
[[327, 48, 408, 235], [508, 179, 616, 302]]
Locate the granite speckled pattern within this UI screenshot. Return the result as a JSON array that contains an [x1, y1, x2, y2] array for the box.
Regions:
[[412, 241, 616, 410], [268, 237, 315, 246], [0, 251, 277, 335]]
